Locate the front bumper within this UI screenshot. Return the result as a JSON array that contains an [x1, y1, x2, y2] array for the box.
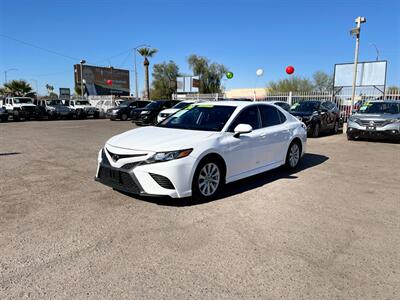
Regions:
[[347, 121, 400, 139], [95, 148, 196, 198]]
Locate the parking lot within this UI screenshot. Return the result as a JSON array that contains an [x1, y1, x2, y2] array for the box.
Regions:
[[0, 119, 399, 299]]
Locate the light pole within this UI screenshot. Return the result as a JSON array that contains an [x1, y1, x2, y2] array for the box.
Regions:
[[370, 43, 379, 61], [80, 59, 86, 98], [4, 68, 17, 84], [350, 16, 366, 110], [133, 44, 150, 99]]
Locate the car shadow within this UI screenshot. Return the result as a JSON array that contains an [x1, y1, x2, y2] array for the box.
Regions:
[[0, 152, 22, 156], [118, 153, 329, 207]]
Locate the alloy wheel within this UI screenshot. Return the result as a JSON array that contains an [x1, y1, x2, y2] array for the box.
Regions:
[[198, 163, 220, 197], [289, 143, 300, 168]]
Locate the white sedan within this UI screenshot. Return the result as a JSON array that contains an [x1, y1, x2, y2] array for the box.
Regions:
[[156, 100, 196, 123], [95, 101, 307, 199]]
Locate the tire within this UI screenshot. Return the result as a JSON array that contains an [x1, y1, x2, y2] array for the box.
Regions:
[[332, 120, 339, 134], [121, 113, 128, 121], [347, 133, 355, 141], [13, 110, 21, 121], [192, 158, 224, 200], [285, 140, 301, 169], [312, 122, 320, 138]]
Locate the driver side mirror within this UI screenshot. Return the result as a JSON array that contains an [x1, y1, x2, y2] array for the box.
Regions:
[[233, 124, 253, 138]]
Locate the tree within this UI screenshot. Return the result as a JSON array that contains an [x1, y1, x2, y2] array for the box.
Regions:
[[151, 61, 180, 99], [2, 80, 32, 96], [313, 71, 333, 92], [187, 54, 228, 93], [45, 84, 54, 95], [137, 47, 158, 100], [268, 76, 314, 93]]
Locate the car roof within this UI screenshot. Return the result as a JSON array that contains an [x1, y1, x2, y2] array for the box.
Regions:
[[368, 100, 400, 104], [193, 100, 266, 107]]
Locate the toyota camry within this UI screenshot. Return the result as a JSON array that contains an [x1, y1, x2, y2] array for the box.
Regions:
[[95, 101, 307, 199]]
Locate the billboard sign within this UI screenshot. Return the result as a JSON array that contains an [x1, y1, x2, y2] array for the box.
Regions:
[[59, 88, 70, 100], [334, 61, 387, 87], [176, 76, 200, 93], [74, 64, 130, 96]]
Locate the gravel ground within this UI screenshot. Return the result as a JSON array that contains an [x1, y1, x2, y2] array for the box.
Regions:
[[0, 119, 399, 299]]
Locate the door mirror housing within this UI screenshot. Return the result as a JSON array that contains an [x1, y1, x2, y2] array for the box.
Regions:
[[233, 124, 253, 138]]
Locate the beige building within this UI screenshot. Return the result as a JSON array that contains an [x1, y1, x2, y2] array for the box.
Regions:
[[224, 88, 267, 100]]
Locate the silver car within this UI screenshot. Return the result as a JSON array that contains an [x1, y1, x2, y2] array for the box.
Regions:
[[347, 100, 400, 141]]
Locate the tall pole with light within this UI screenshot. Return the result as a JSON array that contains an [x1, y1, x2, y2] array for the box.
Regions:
[[80, 59, 86, 98], [133, 44, 150, 99], [370, 43, 379, 61], [350, 16, 366, 110], [4, 68, 18, 84]]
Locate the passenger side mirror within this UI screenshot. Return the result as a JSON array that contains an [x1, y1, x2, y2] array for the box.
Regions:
[[233, 124, 253, 138]]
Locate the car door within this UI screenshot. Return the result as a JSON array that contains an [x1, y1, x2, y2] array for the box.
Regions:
[[5, 98, 12, 113], [221, 105, 263, 180], [319, 101, 331, 131], [258, 104, 290, 164]]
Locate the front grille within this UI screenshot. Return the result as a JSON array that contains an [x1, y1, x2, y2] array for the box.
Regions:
[[121, 162, 143, 170], [21, 106, 35, 113], [359, 119, 385, 127], [98, 166, 141, 194], [106, 149, 147, 162], [150, 173, 175, 190], [101, 149, 110, 166]]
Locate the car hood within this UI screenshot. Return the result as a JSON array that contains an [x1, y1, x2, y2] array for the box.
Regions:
[[290, 111, 314, 118], [106, 126, 217, 152], [353, 113, 400, 121], [51, 105, 70, 112], [15, 103, 35, 108], [160, 108, 179, 115]]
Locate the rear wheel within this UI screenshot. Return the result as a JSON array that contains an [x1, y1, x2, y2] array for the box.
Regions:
[[332, 120, 340, 134], [192, 159, 224, 200], [285, 140, 301, 169], [347, 133, 355, 141]]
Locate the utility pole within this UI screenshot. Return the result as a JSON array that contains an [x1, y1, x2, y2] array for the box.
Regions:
[[80, 60, 86, 98], [4, 68, 17, 84], [350, 16, 366, 110]]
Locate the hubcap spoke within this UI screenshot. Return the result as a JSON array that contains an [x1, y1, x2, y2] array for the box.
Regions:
[[198, 163, 220, 196]]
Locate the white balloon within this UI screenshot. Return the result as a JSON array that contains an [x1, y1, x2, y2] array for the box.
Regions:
[[256, 68, 264, 77]]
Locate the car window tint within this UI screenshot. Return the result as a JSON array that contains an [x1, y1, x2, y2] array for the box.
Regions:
[[277, 109, 287, 123], [229, 106, 260, 132], [259, 105, 282, 127]]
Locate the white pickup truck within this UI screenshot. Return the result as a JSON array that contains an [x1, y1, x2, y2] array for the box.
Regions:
[[64, 99, 99, 119], [3, 97, 36, 121]]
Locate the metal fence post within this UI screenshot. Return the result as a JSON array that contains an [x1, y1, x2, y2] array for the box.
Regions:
[[288, 91, 293, 106]]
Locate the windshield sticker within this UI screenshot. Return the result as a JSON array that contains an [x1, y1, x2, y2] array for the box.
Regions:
[[359, 105, 368, 111], [291, 103, 300, 109], [197, 104, 214, 108], [185, 104, 194, 110]]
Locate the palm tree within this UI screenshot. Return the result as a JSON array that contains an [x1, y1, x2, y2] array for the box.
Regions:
[[3, 80, 32, 96], [137, 47, 158, 99]]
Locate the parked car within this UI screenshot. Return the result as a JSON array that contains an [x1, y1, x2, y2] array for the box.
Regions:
[[95, 101, 307, 200], [157, 100, 196, 123], [347, 101, 400, 141], [290, 100, 341, 137], [269, 101, 291, 112], [34, 99, 75, 120], [131, 100, 180, 125], [3, 97, 36, 121], [0, 106, 8, 122], [95, 99, 125, 118], [107, 100, 151, 121], [64, 99, 99, 119]]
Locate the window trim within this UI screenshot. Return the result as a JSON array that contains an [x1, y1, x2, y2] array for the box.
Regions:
[[226, 104, 261, 132], [258, 104, 285, 128]]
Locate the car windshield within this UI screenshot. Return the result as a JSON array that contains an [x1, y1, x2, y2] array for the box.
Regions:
[[157, 104, 236, 131], [173, 102, 192, 109], [76, 101, 90, 105], [145, 101, 164, 109], [46, 100, 62, 106], [119, 101, 130, 107], [13, 98, 32, 104], [358, 102, 400, 114], [290, 101, 320, 112]]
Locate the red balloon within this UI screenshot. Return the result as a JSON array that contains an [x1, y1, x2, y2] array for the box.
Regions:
[[286, 66, 295, 75], [106, 79, 113, 85]]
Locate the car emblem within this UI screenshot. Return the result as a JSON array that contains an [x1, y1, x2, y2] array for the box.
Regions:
[[112, 154, 119, 161], [369, 121, 374, 126]]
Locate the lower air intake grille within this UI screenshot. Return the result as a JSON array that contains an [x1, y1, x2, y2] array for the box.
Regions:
[[98, 166, 140, 194], [150, 173, 175, 190]]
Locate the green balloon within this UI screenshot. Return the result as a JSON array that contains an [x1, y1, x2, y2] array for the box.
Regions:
[[226, 72, 234, 79]]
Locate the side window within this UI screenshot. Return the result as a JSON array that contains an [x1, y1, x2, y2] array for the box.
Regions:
[[321, 102, 329, 111], [277, 110, 287, 123], [228, 106, 260, 132], [282, 103, 291, 111], [259, 105, 282, 127]]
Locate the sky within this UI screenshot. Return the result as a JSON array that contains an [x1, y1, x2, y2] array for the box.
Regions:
[[0, 0, 399, 95]]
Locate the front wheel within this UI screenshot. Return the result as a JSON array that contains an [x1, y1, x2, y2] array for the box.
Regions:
[[192, 159, 224, 200], [312, 122, 320, 138], [121, 113, 128, 121], [332, 120, 340, 134], [285, 141, 301, 169]]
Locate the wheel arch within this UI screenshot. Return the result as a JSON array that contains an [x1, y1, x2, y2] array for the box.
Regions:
[[193, 152, 227, 184]]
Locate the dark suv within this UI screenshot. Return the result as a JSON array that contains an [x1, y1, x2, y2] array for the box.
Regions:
[[290, 100, 342, 137], [131, 100, 180, 125], [107, 100, 150, 121]]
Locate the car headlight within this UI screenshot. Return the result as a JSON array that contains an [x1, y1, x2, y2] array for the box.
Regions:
[[141, 111, 150, 115], [384, 118, 400, 125], [147, 149, 193, 163], [348, 116, 358, 123], [48, 107, 56, 111]]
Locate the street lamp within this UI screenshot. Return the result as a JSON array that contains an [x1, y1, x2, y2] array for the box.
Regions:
[[80, 59, 86, 98], [350, 16, 367, 109], [370, 43, 379, 61], [4, 68, 18, 84], [133, 44, 151, 99]]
